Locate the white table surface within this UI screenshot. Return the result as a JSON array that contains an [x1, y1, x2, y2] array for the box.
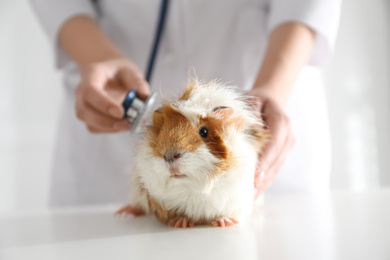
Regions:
[[1, 189, 389, 260]]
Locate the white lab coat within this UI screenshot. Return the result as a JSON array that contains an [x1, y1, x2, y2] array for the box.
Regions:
[[30, 0, 341, 207]]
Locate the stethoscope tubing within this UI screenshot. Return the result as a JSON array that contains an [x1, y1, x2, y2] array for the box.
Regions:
[[122, 0, 170, 128], [145, 0, 170, 83]]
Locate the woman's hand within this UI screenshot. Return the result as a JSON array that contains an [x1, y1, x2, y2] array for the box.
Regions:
[[58, 16, 150, 133], [75, 58, 150, 133], [248, 22, 314, 198], [247, 89, 295, 199]]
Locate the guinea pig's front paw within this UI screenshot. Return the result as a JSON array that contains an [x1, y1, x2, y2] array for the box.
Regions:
[[211, 217, 238, 227], [168, 217, 195, 228], [115, 205, 145, 217]]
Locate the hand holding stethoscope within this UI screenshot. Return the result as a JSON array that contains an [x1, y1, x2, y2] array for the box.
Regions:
[[74, 0, 168, 134], [75, 58, 150, 134]]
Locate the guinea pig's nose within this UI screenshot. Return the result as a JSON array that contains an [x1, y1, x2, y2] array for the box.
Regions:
[[163, 152, 181, 163]]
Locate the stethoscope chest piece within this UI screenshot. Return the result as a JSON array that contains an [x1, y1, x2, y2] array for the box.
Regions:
[[122, 89, 157, 133]]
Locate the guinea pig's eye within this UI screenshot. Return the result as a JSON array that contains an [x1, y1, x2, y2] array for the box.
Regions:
[[212, 106, 228, 112], [198, 126, 208, 138]]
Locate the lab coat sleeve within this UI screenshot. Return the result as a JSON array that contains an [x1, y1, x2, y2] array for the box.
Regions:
[[267, 0, 342, 66], [29, 0, 98, 68]]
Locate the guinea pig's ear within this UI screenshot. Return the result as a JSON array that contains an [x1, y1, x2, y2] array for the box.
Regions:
[[154, 106, 163, 114], [212, 106, 244, 131], [152, 107, 164, 130]]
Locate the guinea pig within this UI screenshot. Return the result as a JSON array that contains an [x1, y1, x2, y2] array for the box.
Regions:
[[116, 80, 267, 228]]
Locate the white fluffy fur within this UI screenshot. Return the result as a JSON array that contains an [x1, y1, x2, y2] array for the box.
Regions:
[[129, 81, 262, 222]]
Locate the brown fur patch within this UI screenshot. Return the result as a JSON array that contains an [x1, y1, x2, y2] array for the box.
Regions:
[[179, 81, 196, 101], [147, 105, 203, 158], [146, 193, 232, 225], [198, 110, 243, 174], [198, 116, 230, 161], [147, 194, 181, 224], [214, 107, 244, 132]]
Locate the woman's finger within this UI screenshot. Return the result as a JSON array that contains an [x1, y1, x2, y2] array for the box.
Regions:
[[258, 102, 290, 172], [87, 121, 133, 133], [254, 166, 265, 200], [75, 100, 129, 131], [118, 66, 150, 99], [79, 65, 125, 119], [80, 84, 124, 120], [256, 131, 295, 195], [86, 125, 125, 134]]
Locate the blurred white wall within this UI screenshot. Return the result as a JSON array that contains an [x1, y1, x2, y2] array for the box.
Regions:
[[323, 0, 390, 190], [0, 0, 62, 211], [0, 0, 389, 212]]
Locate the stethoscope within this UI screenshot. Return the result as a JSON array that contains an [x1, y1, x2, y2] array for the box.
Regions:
[[122, 0, 169, 133]]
